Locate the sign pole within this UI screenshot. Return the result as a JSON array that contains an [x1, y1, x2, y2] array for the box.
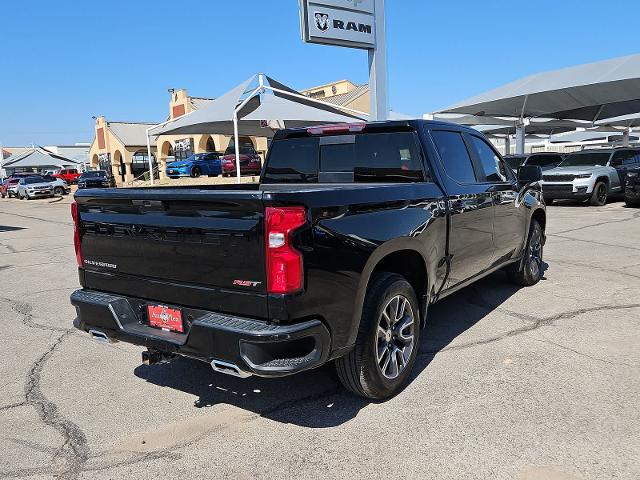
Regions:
[[368, 0, 388, 121]]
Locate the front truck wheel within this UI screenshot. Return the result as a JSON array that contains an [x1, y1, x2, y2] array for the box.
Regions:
[[507, 219, 544, 286], [335, 273, 421, 400]]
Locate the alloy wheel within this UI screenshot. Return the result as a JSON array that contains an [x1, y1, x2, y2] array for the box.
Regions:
[[376, 294, 415, 380], [597, 184, 607, 204], [528, 226, 543, 278]]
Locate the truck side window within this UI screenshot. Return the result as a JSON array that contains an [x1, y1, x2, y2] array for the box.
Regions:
[[469, 135, 507, 182], [262, 137, 319, 183], [320, 132, 426, 182], [431, 130, 477, 183]]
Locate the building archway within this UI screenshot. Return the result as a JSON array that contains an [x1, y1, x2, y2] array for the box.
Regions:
[[132, 150, 157, 179], [160, 141, 174, 160], [225, 136, 255, 155], [197, 135, 216, 152], [113, 151, 124, 183]]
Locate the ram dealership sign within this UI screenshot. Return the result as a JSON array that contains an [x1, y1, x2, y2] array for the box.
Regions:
[[300, 0, 376, 49]]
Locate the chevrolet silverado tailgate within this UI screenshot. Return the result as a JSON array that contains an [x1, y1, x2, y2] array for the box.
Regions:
[[75, 186, 268, 317]]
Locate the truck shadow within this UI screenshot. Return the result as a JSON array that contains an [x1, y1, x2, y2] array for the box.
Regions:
[[134, 271, 528, 428]]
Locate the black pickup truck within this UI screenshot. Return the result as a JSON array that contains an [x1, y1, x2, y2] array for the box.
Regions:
[[71, 120, 546, 400]]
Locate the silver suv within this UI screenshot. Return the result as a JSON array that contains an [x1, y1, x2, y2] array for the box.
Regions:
[[541, 148, 640, 205], [16, 176, 53, 200]]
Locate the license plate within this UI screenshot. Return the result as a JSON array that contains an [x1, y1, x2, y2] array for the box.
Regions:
[[147, 305, 183, 333]]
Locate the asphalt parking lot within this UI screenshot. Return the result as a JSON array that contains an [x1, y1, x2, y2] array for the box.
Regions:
[[0, 196, 638, 480]]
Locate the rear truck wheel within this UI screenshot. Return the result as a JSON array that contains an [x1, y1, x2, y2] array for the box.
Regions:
[[589, 181, 608, 206], [54, 186, 64, 196], [190, 167, 201, 178], [507, 219, 544, 286], [1, 193, 5, 199], [625, 197, 640, 207], [335, 273, 420, 400]]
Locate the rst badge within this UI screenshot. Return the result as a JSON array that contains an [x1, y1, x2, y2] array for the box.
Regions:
[[233, 280, 262, 287]]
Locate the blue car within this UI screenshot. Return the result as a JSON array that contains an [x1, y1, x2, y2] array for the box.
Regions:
[[166, 152, 222, 178]]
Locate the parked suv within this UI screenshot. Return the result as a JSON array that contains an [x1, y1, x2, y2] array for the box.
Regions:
[[624, 166, 640, 207], [52, 168, 81, 184], [41, 175, 71, 195], [71, 120, 546, 400], [1, 173, 36, 198], [504, 153, 564, 173], [77, 170, 116, 189], [17, 176, 53, 199], [1, 178, 20, 198], [541, 148, 640, 205]]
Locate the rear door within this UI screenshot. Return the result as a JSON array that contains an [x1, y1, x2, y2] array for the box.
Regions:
[[430, 129, 495, 287], [465, 133, 526, 265]]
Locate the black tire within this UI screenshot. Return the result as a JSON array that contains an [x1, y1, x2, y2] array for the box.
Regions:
[[507, 219, 544, 286], [625, 197, 640, 208], [1, 193, 5, 199], [335, 272, 421, 400], [54, 186, 64, 196], [190, 167, 201, 178], [589, 181, 608, 206]]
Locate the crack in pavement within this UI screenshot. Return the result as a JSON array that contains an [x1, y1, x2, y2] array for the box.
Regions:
[[524, 332, 638, 369], [552, 258, 640, 281], [23, 330, 89, 480], [1, 295, 68, 333], [546, 233, 640, 252], [553, 210, 640, 235], [0, 401, 26, 411], [420, 289, 640, 357]]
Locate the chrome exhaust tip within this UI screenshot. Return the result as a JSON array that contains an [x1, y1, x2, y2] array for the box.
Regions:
[[88, 329, 112, 343], [210, 359, 252, 378]]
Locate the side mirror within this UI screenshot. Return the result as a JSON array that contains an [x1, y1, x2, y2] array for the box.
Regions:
[[517, 165, 542, 184]]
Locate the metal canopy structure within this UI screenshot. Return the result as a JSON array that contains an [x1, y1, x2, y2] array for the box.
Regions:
[[436, 54, 640, 153], [148, 74, 365, 183], [549, 130, 639, 145], [474, 118, 591, 136]]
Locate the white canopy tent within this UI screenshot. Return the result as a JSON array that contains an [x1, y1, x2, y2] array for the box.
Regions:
[[147, 74, 366, 184]]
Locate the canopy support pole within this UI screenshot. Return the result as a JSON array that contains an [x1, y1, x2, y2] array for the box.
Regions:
[[516, 125, 525, 154], [623, 128, 630, 146], [146, 131, 154, 186], [233, 111, 241, 184], [0, 140, 4, 181], [504, 135, 511, 156]]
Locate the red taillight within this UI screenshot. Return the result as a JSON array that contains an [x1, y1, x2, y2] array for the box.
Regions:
[[71, 202, 83, 267], [306, 122, 366, 135], [265, 206, 306, 294]]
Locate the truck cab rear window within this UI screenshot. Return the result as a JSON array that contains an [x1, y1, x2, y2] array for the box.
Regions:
[[263, 132, 425, 183]]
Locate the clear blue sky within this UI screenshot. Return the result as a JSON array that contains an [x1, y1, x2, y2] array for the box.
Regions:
[[1, 0, 639, 146]]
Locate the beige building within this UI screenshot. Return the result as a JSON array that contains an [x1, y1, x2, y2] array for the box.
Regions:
[[301, 79, 370, 114], [89, 88, 268, 186]]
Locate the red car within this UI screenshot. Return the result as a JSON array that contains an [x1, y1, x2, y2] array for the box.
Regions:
[[1, 178, 20, 198], [1, 173, 36, 198], [221, 153, 262, 177], [52, 168, 81, 184]]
